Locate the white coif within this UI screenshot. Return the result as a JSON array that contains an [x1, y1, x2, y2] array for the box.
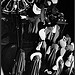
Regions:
[[33, 3, 41, 15]]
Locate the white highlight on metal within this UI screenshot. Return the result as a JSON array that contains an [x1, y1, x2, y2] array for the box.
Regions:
[[1, 0, 5, 5], [65, 60, 71, 68], [39, 28, 46, 40], [52, 25, 57, 33], [65, 53, 74, 67], [46, 46, 51, 54], [26, 0, 34, 3], [33, 3, 41, 15], [52, 65, 57, 70], [53, 56, 63, 71], [56, 56, 63, 68], [60, 48, 66, 57], [51, 0, 58, 4], [1, 67, 4, 75], [30, 52, 42, 61], [47, 1, 51, 6], [68, 53, 73, 62], [36, 42, 43, 50], [71, 42, 74, 51], [11, 45, 16, 48], [44, 69, 52, 74], [20, 15, 27, 19], [14, 5, 17, 10]]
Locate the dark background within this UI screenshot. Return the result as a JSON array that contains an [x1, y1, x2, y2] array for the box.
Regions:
[[56, 0, 74, 42]]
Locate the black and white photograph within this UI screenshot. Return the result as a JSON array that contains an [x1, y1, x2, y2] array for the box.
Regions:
[[1, 0, 74, 75]]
